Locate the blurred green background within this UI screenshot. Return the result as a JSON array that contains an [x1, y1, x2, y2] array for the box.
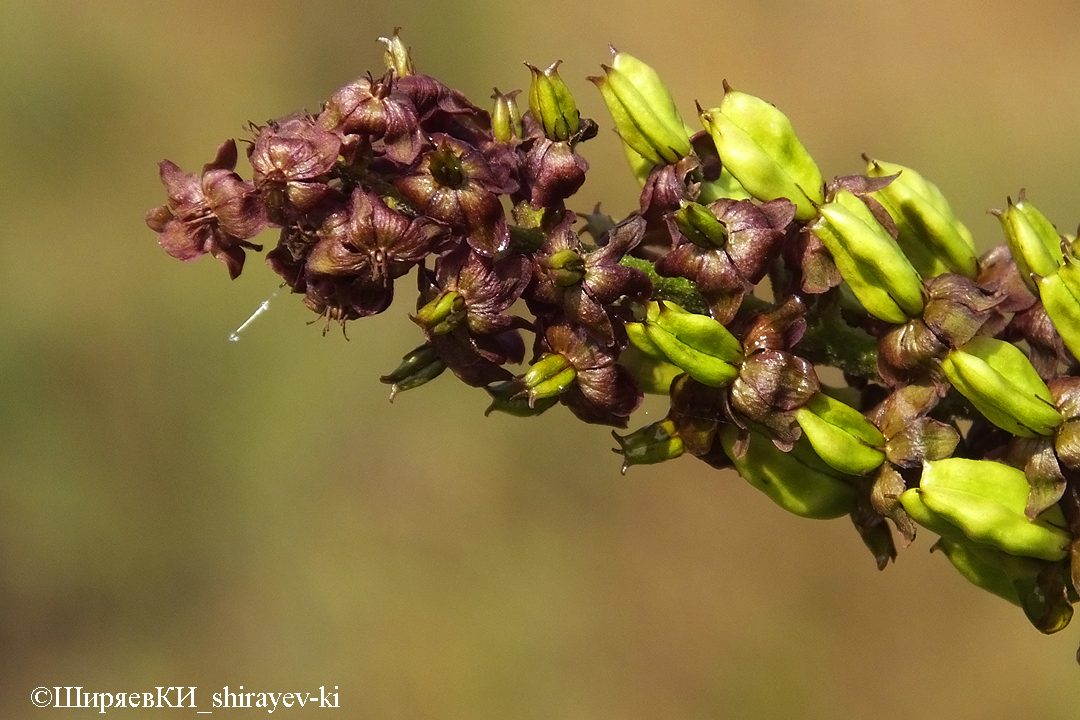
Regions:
[[3, 0, 1080, 717]]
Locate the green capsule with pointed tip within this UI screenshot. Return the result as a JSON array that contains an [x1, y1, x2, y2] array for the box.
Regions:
[[994, 191, 1064, 293], [413, 291, 466, 335], [931, 537, 1023, 605], [379, 343, 447, 402], [491, 88, 522, 144], [917, 485, 1070, 561], [641, 301, 743, 387], [699, 88, 824, 221], [810, 189, 925, 323], [612, 419, 685, 473], [526, 60, 579, 142], [865, 158, 978, 279], [794, 392, 886, 476], [378, 28, 413, 77], [720, 424, 856, 519], [617, 345, 683, 395], [941, 336, 1062, 438], [673, 201, 727, 248], [1036, 261, 1080, 361], [521, 353, 577, 402], [920, 457, 1031, 511]]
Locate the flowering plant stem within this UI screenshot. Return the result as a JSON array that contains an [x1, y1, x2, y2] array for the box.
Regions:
[[147, 30, 1080, 662]]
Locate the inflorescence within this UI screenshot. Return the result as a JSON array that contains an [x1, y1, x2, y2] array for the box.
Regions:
[[147, 30, 1080, 659]]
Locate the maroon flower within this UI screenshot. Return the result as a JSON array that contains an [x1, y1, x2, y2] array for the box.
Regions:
[[528, 213, 651, 345], [146, 139, 267, 279], [318, 71, 424, 164], [249, 113, 342, 220], [522, 137, 588, 210], [395, 134, 517, 256]]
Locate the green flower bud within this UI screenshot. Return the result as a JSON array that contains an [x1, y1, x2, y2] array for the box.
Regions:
[[941, 336, 1062, 438], [1036, 261, 1080, 361], [379, 343, 447, 401], [720, 424, 857, 520], [699, 87, 824, 221], [865, 158, 978, 279], [641, 301, 743, 387], [526, 60, 580, 142], [612, 419, 685, 473], [491, 88, 522, 144], [672, 201, 727, 248], [617, 345, 683, 395], [810, 189, 925, 323], [793, 392, 886, 476], [521, 353, 577, 402], [378, 28, 413, 77], [413, 291, 466, 335], [589, 49, 692, 166], [993, 190, 1064, 293]]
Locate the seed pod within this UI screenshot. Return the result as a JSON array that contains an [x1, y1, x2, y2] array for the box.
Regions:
[[672, 201, 727, 248], [865, 158, 978, 279], [483, 380, 558, 417], [526, 60, 579, 142], [794, 392, 886, 476], [640, 301, 743, 387], [589, 49, 692, 166], [490, 88, 522, 144], [993, 191, 1064, 293], [720, 424, 856, 519], [413, 290, 466, 335], [617, 346, 683, 395], [917, 485, 1070, 561], [699, 88, 824, 221], [612, 419, 685, 473], [379, 343, 447, 401], [521, 353, 577, 403], [941, 336, 1062, 438], [1036, 261, 1080, 361], [809, 189, 925, 323], [931, 537, 1024, 605]]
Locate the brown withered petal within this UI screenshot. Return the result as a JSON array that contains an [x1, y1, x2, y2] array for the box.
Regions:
[[427, 330, 515, 387], [1006, 302, 1069, 379], [667, 375, 724, 457], [876, 319, 948, 390], [792, 228, 842, 295], [737, 350, 819, 412], [318, 72, 424, 164], [922, 273, 1000, 348], [654, 239, 746, 323], [851, 496, 897, 570], [713, 198, 795, 283], [999, 436, 1067, 520], [541, 322, 642, 427], [524, 138, 587, 210], [301, 273, 394, 324], [976, 243, 1037, 313], [639, 156, 701, 224], [727, 377, 802, 451], [867, 384, 941, 440], [884, 417, 959, 468], [394, 73, 492, 145], [741, 296, 807, 355], [870, 463, 917, 546], [826, 174, 899, 238]]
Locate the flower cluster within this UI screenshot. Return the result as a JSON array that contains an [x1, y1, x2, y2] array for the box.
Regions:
[[148, 31, 1080, 660]]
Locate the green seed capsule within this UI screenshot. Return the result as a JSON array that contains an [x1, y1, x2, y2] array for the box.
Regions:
[[994, 191, 1064, 293], [917, 486, 1069, 562], [617, 345, 683, 395], [810, 190, 925, 323], [526, 60, 579, 142], [642, 301, 743, 387], [865, 158, 978, 279], [931, 537, 1023, 605], [699, 89, 824, 221], [720, 424, 857, 519], [941, 336, 1062, 438], [1037, 262, 1080, 361], [672, 201, 728, 249], [612, 419, 685, 473], [522, 353, 577, 401], [491, 88, 522, 144], [793, 392, 886, 476], [920, 457, 1031, 512]]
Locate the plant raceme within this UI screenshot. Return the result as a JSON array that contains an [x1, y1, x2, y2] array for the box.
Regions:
[[147, 30, 1080, 660]]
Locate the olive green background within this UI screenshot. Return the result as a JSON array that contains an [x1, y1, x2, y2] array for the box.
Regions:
[[3, 0, 1080, 717]]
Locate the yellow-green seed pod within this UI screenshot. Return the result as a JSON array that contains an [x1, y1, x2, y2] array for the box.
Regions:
[[865, 158, 978, 279], [921, 457, 1031, 512], [941, 336, 1062, 438], [932, 537, 1023, 605], [699, 89, 824, 221], [617, 345, 683, 395], [720, 424, 857, 520], [522, 353, 577, 401], [810, 190, 925, 323], [917, 485, 1070, 561], [641, 301, 743, 387], [794, 392, 886, 476], [995, 192, 1064, 293], [612, 419, 685, 472], [526, 60, 579, 142], [1037, 262, 1080, 361], [591, 63, 689, 165], [379, 28, 414, 77], [491, 88, 522, 144], [673, 201, 727, 248], [625, 321, 667, 361]]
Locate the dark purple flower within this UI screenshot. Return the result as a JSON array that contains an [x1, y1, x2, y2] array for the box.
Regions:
[[146, 139, 267, 279], [318, 71, 424, 165], [249, 113, 342, 220], [395, 134, 517, 256], [523, 137, 588, 209], [528, 213, 650, 345], [394, 73, 492, 145]]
